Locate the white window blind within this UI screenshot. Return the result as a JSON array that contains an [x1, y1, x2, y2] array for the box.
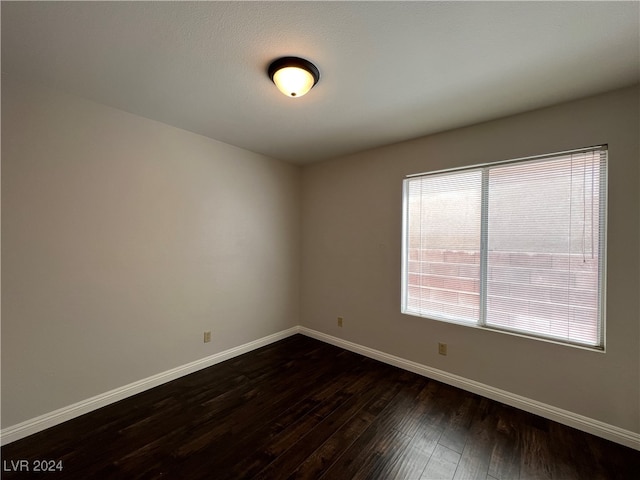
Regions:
[[402, 146, 607, 349]]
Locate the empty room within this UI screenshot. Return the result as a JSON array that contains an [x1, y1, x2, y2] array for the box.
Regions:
[[1, 1, 639, 479]]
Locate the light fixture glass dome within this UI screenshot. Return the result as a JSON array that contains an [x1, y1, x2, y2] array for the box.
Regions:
[[273, 66, 315, 97], [268, 57, 319, 98]]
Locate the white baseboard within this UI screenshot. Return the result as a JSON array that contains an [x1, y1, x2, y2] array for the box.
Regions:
[[0, 327, 300, 446], [298, 327, 640, 451], [3, 325, 639, 451]]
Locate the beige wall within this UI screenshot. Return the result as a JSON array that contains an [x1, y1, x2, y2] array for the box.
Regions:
[[1, 79, 301, 427], [301, 85, 640, 433]]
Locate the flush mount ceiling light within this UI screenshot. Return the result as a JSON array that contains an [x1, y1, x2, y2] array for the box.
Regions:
[[268, 56, 320, 98]]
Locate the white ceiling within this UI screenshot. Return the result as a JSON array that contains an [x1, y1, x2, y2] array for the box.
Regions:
[[2, 1, 639, 164]]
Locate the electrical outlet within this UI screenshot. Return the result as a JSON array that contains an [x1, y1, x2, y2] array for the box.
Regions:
[[438, 342, 447, 356], [204, 331, 212, 343], [337, 317, 343, 327]]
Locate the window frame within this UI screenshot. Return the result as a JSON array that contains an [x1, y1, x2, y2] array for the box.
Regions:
[[401, 145, 608, 350]]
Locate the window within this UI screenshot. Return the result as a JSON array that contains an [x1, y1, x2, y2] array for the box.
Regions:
[[401, 146, 607, 349]]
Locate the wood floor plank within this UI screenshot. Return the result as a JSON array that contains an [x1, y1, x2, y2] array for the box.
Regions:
[[252, 390, 379, 479], [545, 421, 595, 480], [229, 362, 389, 479], [352, 382, 443, 480], [421, 443, 462, 480], [370, 440, 433, 480], [287, 411, 376, 480], [436, 389, 479, 454], [582, 429, 640, 480], [164, 349, 393, 479], [2, 334, 639, 480], [452, 398, 498, 480], [486, 404, 522, 480], [289, 365, 408, 480], [317, 372, 429, 480], [350, 429, 414, 480], [519, 422, 554, 480]]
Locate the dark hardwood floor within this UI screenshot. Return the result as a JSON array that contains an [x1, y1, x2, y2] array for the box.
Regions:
[[2, 334, 639, 479]]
